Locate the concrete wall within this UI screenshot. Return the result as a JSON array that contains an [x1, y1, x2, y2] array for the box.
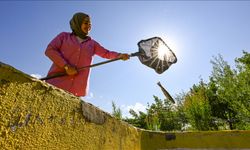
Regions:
[[1, 62, 250, 150], [141, 130, 250, 150], [0, 62, 141, 150]]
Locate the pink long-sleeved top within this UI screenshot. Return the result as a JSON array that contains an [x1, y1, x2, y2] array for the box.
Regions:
[[45, 32, 120, 96]]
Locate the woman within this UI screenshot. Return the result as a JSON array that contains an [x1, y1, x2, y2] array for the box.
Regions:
[[45, 12, 129, 97]]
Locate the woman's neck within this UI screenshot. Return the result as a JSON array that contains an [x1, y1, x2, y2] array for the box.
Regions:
[[76, 36, 86, 43]]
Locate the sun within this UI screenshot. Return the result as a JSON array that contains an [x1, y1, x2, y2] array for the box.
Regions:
[[157, 41, 172, 61]]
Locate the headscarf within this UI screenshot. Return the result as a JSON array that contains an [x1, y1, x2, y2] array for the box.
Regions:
[[70, 12, 90, 39]]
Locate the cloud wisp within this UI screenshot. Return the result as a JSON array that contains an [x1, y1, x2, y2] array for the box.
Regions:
[[121, 102, 147, 118], [30, 73, 42, 79]]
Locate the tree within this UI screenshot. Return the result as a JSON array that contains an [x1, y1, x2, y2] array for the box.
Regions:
[[234, 51, 250, 129], [209, 54, 239, 129], [124, 95, 185, 131], [111, 101, 122, 120], [175, 92, 189, 131], [123, 51, 250, 130], [208, 53, 250, 130], [145, 96, 184, 131], [123, 109, 147, 129], [184, 80, 213, 131]]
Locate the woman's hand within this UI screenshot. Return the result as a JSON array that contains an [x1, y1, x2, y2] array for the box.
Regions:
[[119, 53, 130, 61], [64, 64, 78, 75]]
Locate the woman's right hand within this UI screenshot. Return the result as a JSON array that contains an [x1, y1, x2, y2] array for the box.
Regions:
[[64, 64, 78, 75]]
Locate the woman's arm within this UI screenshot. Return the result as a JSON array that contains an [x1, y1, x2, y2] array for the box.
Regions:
[[45, 32, 68, 68]]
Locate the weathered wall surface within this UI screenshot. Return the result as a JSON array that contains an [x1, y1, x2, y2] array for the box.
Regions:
[[141, 130, 250, 150], [1, 62, 250, 150], [0, 62, 141, 150]]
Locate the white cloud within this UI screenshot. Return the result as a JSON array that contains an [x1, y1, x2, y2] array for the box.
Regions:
[[30, 73, 42, 79], [83, 92, 105, 101], [121, 102, 147, 118], [81, 94, 147, 119]]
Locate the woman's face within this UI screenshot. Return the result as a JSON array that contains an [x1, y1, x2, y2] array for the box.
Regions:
[[81, 17, 91, 35]]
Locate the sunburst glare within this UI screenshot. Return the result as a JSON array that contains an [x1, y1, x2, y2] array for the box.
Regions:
[[157, 42, 171, 61]]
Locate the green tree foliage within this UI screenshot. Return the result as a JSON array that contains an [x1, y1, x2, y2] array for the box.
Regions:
[[148, 96, 184, 131], [184, 81, 213, 131], [111, 101, 122, 120], [174, 93, 189, 130], [234, 51, 250, 129], [209, 55, 239, 129], [123, 51, 249, 131], [125, 96, 186, 131], [123, 109, 147, 129], [208, 52, 250, 130]]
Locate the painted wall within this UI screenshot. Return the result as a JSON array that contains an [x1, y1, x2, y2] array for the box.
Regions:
[[1, 62, 250, 150], [141, 130, 250, 150], [0, 62, 141, 150]]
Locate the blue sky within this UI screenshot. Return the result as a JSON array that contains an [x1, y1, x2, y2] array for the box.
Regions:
[[1, 1, 249, 117]]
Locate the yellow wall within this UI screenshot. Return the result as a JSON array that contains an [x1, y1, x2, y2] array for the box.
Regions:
[[141, 130, 250, 150], [0, 62, 141, 150], [1, 62, 250, 150]]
